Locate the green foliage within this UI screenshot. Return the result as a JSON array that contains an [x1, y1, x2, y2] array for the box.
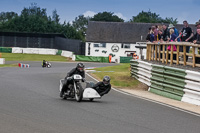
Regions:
[[52, 9, 60, 24], [90, 12, 124, 22], [72, 15, 89, 42], [0, 3, 83, 41], [129, 10, 178, 24]]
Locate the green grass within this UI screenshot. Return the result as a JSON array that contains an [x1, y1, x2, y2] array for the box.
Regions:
[[1, 53, 69, 61], [0, 64, 18, 67], [91, 63, 141, 89]]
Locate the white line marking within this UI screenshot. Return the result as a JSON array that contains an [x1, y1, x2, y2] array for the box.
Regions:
[[86, 73, 200, 117]]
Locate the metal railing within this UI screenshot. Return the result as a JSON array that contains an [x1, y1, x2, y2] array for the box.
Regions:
[[146, 42, 200, 67]]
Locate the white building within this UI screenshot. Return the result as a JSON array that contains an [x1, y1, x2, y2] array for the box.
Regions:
[[85, 42, 146, 63], [85, 21, 148, 63]]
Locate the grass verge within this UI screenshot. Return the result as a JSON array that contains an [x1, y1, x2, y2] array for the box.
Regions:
[[0, 64, 18, 67], [1, 53, 69, 61], [89, 63, 148, 90], [0, 53, 70, 67]]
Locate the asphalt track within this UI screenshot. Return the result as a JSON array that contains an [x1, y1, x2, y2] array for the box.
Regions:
[[0, 62, 200, 133]]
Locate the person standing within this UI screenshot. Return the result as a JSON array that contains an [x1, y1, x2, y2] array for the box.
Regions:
[[109, 54, 112, 63], [175, 20, 194, 61]]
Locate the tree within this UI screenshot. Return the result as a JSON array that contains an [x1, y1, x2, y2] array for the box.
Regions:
[[72, 15, 89, 41], [21, 3, 48, 20], [129, 10, 178, 24], [90, 12, 124, 22], [52, 9, 60, 24], [0, 11, 18, 23], [0, 3, 84, 41]]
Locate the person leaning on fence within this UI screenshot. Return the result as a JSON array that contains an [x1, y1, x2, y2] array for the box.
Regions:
[[161, 24, 170, 42], [175, 20, 194, 61], [193, 22, 200, 63], [157, 29, 164, 58], [193, 22, 200, 44], [152, 26, 159, 41], [167, 29, 177, 60], [146, 27, 152, 42], [168, 24, 180, 42]]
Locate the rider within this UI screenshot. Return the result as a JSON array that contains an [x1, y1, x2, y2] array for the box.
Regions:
[[60, 63, 85, 98], [92, 76, 111, 96], [42, 60, 46, 67]]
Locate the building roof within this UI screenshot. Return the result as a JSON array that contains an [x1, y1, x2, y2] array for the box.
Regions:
[[86, 21, 196, 43]]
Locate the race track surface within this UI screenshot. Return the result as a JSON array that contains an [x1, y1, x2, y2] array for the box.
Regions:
[[0, 62, 200, 133]]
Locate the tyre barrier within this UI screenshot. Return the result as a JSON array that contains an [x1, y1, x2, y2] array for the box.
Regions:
[[18, 63, 30, 68], [130, 59, 200, 106]]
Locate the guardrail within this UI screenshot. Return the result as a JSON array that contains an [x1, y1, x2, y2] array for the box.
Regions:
[[146, 42, 200, 67], [130, 60, 200, 106]]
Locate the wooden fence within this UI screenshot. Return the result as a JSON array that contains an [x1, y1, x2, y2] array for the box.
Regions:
[[146, 42, 200, 67]]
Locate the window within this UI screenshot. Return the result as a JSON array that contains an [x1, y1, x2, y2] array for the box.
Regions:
[[121, 43, 130, 49], [93, 43, 106, 48]]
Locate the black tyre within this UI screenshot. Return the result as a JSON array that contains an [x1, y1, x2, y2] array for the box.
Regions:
[[60, 92, 67, 100], [75, 83, 83, 102], [89, 98, 94, 101]]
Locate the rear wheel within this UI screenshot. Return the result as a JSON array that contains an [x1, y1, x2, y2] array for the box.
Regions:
[[75, 83, 83, 102]]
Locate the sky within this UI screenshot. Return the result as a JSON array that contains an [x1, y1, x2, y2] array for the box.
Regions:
[[0, 0, 200, 24]]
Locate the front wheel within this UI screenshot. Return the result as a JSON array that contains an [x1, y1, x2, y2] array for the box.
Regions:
[[75, 83, 83, 102]]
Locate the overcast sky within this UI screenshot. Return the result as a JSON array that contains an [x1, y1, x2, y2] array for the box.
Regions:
[[0, 0, 199, 24]]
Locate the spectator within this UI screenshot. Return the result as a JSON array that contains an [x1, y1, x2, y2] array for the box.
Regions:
[[161, 24, 170, 41], [167, 29, 177, 60], [193, 26, 200, 63], [146, 27, 152, 42], [158, 29, 164, 58], [152, 26, 159, 41], [193, 21, 200, 44], [149, 29, 155, 42], [146, 27, 155, 42], [169, 29, 177, 41], [175, 20, 194, 61], [158, 29, 163, 41], [133, 52, 139, 60], [168, 24, 180, 41]]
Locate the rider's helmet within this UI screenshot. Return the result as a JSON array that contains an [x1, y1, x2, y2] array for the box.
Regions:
[[103, 76, 110, 86], [76, 63, 84, 72]]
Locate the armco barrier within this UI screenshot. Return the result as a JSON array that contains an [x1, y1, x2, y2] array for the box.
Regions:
[[130, 60, 152, 86], [75, 55, 109, 63], [56, 50, 62, 55], [61, 50, 73, 58], [130, 59, 200, 106], [12, 47, 23, 53], [120, 56, 133, 63], [0, 47, 12, 53]]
